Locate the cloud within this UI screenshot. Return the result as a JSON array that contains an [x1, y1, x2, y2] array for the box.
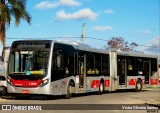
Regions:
[[141, 30, 151, 35], [59, 0, 81, 6], [55, 8, 97, 20], [104, 9, 114, 14], [35, 1, 59, 9], [142, 36, 160, 52], [93, 26, 113, 31], [35, 0, 81, 9], [142, 36, 160, 62]]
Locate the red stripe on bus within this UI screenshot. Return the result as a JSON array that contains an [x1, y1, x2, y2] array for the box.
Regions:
[[150, 79, 158, 85], [91, 80, 100, 88], [104, 80, 110, 87], [11, 79, 43, 87], [129, 79, 136, 85]]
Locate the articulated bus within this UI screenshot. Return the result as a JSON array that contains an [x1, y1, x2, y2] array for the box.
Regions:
[[6, 40, 159, 98]]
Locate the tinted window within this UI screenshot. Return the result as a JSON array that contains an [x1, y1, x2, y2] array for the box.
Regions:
[[51, 43, 75, 81], [151, 58, 157, 72], [86, 52, 94, 75], [0, 76, 6, 81], [102, 54, 109, 76]]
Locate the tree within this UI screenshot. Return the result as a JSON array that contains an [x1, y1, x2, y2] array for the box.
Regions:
[[106, 37, 138, 51], [0, 0, 31, 75]]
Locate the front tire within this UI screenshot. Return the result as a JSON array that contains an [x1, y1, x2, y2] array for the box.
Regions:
[[135, 80, 142, 92], [65, 82, 72, 99], [0, 86, 7, 95]]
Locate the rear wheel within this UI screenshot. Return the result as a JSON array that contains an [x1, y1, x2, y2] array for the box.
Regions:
[[98, 81, 104, 95], [135, 80, 142, 92]]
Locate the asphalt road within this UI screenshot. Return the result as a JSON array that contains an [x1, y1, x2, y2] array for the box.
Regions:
[[0, 88, 159, 113]]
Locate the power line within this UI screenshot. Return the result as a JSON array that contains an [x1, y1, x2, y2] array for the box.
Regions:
[[5, 36, 160, 48], [85, 37, 160, 49]]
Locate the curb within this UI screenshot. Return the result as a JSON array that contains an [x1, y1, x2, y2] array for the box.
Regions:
[[142, 87, 160, 90]]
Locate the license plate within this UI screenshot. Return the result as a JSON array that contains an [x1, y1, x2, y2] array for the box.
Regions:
[[22, 90, 30, 94]]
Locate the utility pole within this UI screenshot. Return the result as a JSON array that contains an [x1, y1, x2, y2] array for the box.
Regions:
[[82, 23, 85, 43]]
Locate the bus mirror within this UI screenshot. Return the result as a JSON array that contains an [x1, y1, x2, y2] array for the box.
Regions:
[[1, 50, 4, 62], [1, 46, 10, 62]]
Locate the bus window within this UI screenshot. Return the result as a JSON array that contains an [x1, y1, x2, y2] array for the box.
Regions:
[[151, 58, 157, 76], [51, 45, 75, 81], [95, 54, 101, 75], [15, 52, 20, 72], [151, 58, 157, 71], [86, 52, 94, 75], [64, 51, 74, 75], [102, 54, 109, 76], [57, 53, 64, 70], [127, 57, 136, 76], [51, 51, 64, 81], [136, 58, 143, 75]]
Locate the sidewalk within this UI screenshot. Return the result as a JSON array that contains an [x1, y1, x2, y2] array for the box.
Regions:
[[143, 84, 160, 90]]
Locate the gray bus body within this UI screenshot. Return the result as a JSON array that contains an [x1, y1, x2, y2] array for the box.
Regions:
[[7, 40, 159, 97]]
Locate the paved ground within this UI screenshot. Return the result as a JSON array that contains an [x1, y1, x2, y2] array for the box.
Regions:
[[0, 88, 159, 113]]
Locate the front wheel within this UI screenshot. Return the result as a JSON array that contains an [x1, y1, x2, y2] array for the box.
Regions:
[[135, 80, 142, 92], [0, 86, 7, 95], [65, 82, 72, 99]]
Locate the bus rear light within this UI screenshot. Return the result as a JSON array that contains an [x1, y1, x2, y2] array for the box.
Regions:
[[39, 79, 49, 87], [129, 79, 136, 85], [150, 79, 158, 85]]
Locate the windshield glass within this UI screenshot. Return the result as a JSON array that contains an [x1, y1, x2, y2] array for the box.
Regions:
[[8, 50, 50, 80]]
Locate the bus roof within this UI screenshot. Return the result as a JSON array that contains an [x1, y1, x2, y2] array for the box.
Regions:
[[12, 40, 52, 44], [113, 49, 157, 58], [11, 40, 157, 58], [53, 40, 108, 54]]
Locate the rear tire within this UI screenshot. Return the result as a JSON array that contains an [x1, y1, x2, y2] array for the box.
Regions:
[[135, 80, 142, 92], [98, 82, 104, 95]]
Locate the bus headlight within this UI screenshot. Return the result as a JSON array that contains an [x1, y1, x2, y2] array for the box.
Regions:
[[7, 78, 14, 86], [39, 79, 49, 87]]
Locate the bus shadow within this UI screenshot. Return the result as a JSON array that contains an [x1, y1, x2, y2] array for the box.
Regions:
[[112, 89, 148, 93], [0, 89, 148, 100], [0, 94, 64, 100], [0, 93, 101, 100]]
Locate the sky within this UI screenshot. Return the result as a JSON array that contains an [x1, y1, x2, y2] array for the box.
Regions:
[[0, 0, 160, 60]]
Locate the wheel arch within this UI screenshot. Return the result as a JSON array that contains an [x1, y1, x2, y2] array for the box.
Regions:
[[100, 78, 104, 84], [137, 78, 142, 81], [65, 79, 75, 93]]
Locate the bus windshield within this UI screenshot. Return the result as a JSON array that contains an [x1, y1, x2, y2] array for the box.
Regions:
[[8, 49, 50, 80]]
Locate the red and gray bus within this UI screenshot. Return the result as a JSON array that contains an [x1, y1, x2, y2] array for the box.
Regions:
[[6, 40, 159, 98]]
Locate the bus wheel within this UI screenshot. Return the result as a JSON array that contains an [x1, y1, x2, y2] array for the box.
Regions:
[[0, 86, 7, 95], [135, 80, 142, 92], [98, 82, 104, 95], [65, 82, 72, 99]]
